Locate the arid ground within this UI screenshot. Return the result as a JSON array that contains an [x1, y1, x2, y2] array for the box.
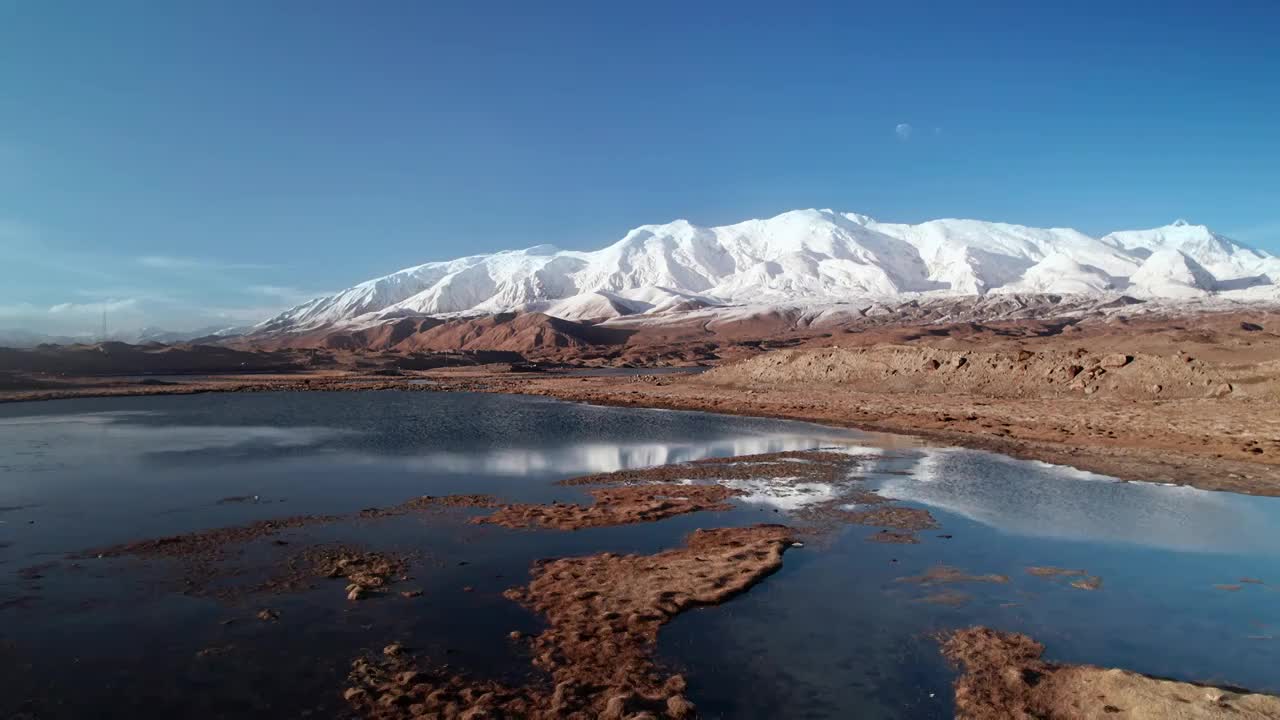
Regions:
[[5, 306, 1277, 495]]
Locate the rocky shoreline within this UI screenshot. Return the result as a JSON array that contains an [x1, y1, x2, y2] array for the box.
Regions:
[[940, 627, 1280, 719]]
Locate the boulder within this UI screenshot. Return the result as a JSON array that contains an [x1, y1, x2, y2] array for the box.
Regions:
[[1100, 353, 1131, 368], [666, 696, 697, 719]]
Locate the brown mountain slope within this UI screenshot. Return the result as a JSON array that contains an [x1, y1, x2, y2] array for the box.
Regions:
[[395, 312, 633, 353], [234, 302, 1280, 369], [235, 312, 637, 361]]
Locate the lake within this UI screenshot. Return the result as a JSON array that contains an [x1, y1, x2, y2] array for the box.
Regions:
[[1, 392, 1277, 718]]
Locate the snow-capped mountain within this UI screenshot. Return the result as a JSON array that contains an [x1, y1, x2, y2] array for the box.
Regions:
[[255, 210, 1279, 333], [1100, 220, 1269, 280]]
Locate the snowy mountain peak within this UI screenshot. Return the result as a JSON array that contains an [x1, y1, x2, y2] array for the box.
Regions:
[[1128, 249, 1218, 299], [255, 209, 1279, 333], [1171, 218, 1191, 227], [1100, 221, 1267, 282]]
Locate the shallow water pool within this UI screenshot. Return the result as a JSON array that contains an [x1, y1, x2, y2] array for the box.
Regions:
[[0, 392, 1276, 718]]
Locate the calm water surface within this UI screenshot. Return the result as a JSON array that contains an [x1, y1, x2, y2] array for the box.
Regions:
[[0, 392, 1277, 719]]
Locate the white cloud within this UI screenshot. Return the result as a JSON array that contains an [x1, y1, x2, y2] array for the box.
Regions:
[[72, 287, 178, 304], [138, 255, 275, 271], [895, 123, 913, 141], [48, 298, 140, 315]]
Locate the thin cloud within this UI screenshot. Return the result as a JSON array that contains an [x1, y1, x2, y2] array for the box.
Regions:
[[895, 123, 913, 141], [0, 298, 146, 338], [0, 302, 41, 318], [202, 305, 295, 325], [73, 287, 179, 304], [138, 255, 276, 271], [0, 295, 272, 336], [48, 298, 140, 314], [247, 284, 324, 302]]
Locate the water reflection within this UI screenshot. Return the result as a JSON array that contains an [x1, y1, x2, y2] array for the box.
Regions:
[[0, 406, 868, 478], [722, 478, 842, 509], [869, 447, 1280, 555], [2, 392, 1279, 718], [405, 434, 859, 477], [0, 410, 353, 472], [7, 403, 1273, 556]]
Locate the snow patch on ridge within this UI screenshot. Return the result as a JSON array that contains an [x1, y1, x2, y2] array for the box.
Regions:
[[255, 210, 1280, 333]]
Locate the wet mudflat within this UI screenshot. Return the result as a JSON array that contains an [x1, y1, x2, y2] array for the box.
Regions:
[[1, 392, 1278, 718]]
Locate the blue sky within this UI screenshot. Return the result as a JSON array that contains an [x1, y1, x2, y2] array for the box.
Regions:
[[2, 1, 1278, 333]]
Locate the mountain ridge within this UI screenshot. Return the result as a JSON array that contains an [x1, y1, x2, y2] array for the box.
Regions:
[[255, 210, 1279, 334]]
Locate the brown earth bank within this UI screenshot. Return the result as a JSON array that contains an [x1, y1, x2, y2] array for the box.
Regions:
[[78, 495, 498, 600], [453, 372, 1280, 496], [6, 364, 1279, 496], [4, 307, 1279, 495], [7, 364, 1278, 495], [0, 341, 525, 396], [940, 627, 1280, 719], [344, 524, 795, 720], [476, 484, 741, 530], [559, 449, 865, 487]]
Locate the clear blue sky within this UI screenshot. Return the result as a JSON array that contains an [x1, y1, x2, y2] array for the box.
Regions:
[[2, 0, 1278, 333]]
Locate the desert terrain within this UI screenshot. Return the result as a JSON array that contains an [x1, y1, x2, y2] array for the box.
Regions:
[[4, 302, 1277, 495]]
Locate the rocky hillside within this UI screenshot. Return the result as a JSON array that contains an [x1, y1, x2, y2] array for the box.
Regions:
[[699, 311, 1280, 402], [700, 345, 1252, 401]]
